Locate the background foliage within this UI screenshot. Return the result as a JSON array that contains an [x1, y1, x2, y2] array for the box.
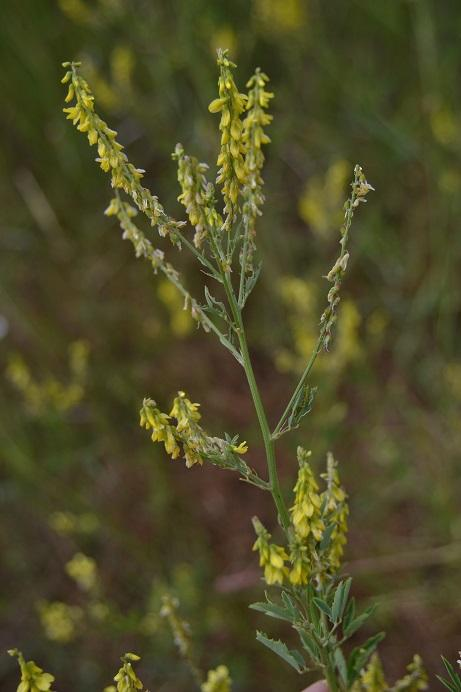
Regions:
[[1, 0, 460, 689]]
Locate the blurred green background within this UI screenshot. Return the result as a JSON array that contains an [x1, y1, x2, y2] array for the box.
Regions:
[[1, 0, 461, 689]]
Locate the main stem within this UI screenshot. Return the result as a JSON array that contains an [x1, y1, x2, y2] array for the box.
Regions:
[[317, 576, 341, 692], [223, 275, 290, 529], [322, 650, 340, 692]]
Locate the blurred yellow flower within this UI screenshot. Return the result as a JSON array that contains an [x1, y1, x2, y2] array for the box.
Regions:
[[65, 553, 98, 592]]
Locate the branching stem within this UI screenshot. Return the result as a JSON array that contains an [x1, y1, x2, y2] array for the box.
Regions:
[[223, 274, 290, 529]]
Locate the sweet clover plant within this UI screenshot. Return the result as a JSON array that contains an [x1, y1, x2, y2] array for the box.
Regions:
[[8, 50, 433, 691], [58, 49, 429, 692]]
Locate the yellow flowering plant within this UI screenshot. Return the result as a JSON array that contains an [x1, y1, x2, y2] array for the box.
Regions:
[[44, 49, 430, 690]]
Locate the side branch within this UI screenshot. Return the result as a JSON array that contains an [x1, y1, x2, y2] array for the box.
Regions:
[[109, 192, 242, 364]]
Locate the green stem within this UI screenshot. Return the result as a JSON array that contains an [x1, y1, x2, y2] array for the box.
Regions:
[[175, 229, 222, 281], [272, 330, 325, 437], [317, 576, 341, 692], [273, 167, 362, 438], [223, 274, 290, 529], [238, 220, 250, 307], [322, 652, 340, 692]]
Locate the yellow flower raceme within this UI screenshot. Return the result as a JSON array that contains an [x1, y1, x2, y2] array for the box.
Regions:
[[170, 390, 201, 431], [141, 393, 249, 470], [241, 68, 273, 271], [169, 391, 208, 467], [393, 655, 428, 691], [140, 398, 181, 459], [8, 649, 55, 692], [320, 165, 373, 350], [252, 517, 289, 585], [351, 654, 387, 691], [290, 447, 324, 542], [111, 654, 144, 692], [321, 452, 348, 571], [201, 665, 232, 692], [173, 143, 223, 248], [208, 49, 247, 231], [105, 196, 214, 337], [288, 542, 311, 585], [62, 62, 184, 240]]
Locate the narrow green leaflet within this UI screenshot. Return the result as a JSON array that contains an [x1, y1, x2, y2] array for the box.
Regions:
[[437, 657, 461, 691], [249, 601, 294, 623], [331, 577, 352, 623], [347, 632, 386, 686], [256, 631, 306, 673], [334, 647, 348, 687], [313, 597, 333, 622], [343, 604, 376, 639]]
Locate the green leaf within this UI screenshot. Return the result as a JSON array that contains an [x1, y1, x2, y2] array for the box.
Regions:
[[241, 261, 262, 307], [305, 584, 321, 633], [298, 629, 321, 662], [256, 631, 306, 673], [437, 657, 461, 691], [343, 604, 375, 638], [203, 286, 228, 320], [334, 647, 348, 687], [437, 677, 458, 692], [347, 632, 385, 685], [313, 597, 332, 621], [331, 578, 352, 623], [319, 523, 335, 552], [281, 590, 298, 619], [249, 601, 294, 623]]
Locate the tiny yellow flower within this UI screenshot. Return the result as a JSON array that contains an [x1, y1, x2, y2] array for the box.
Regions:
[[231, 441, 248, 454]]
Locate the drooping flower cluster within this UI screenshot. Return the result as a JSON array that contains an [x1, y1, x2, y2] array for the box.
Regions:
[[169, 390, 207, 467], [290, 447, 325, 541], [140, 397, 180, 460], [241, 68, 273, 272], [62, 62, 184, 240], [253, 447, 348, 586], [252, 517, 289, 585], [288, 541, 311, 585], [140, 392, 248, 469], [105, 194, 219, 336], [8, 649, 55, 692], [208, 49, 247, 231], [321, 452, 349, 571], [173, 143, 223, 248], [286, 447, 325, 585], [320, 164, 374, 350], [108, 653, 144, 692], [201, 665, 232, 692]]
